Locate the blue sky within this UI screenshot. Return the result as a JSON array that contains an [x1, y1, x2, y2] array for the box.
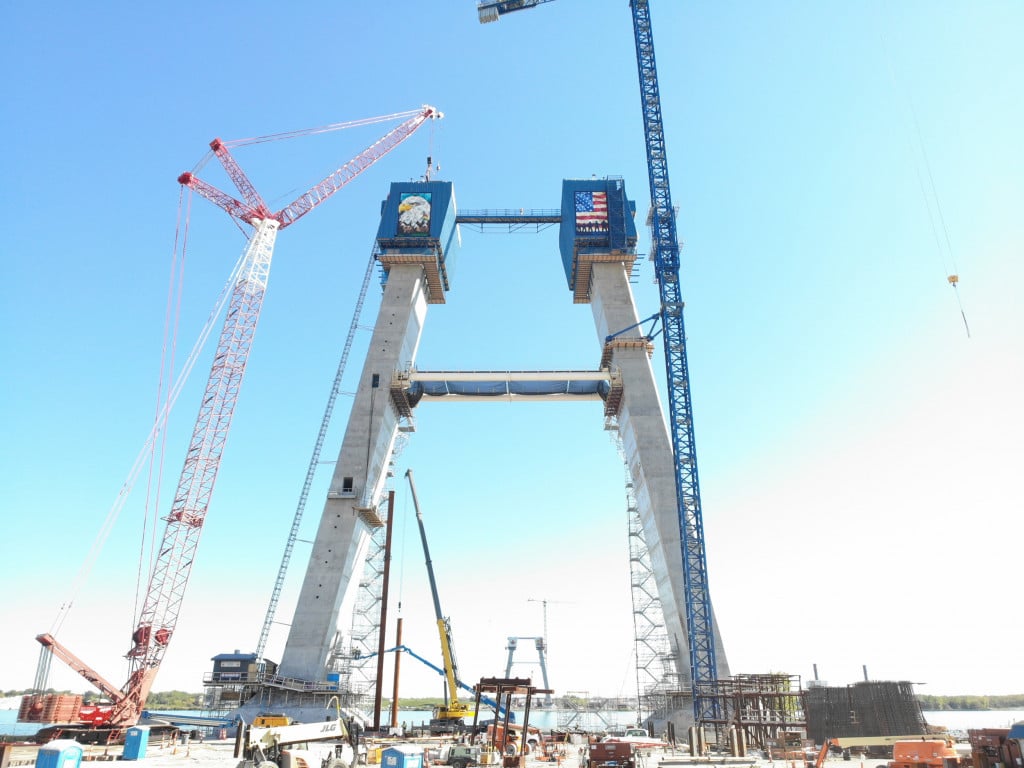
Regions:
[[1, 1, 1021, 703]]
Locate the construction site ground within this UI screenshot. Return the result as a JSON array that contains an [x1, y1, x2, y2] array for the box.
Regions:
[[0, 734, 900, 768]]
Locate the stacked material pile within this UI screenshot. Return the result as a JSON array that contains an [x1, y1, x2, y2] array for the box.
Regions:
[[16, 694, 83, 723]]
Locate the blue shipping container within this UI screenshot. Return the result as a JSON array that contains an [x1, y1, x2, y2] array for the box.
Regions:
[[382, 744, 424, 768]]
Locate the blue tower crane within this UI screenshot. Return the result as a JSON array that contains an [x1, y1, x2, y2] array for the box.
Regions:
[[478, 0, 720, 724], [477, 0, 556, 24]]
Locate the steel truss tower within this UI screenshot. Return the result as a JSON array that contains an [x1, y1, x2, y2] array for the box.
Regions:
[[478, 0, 723, 726], [614, 433, 683, 720], [630, 0, 719, 723]]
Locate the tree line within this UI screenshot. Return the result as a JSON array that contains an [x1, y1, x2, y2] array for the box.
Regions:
[[919, 694, 1024, 711], [3, 689, 202, 710]]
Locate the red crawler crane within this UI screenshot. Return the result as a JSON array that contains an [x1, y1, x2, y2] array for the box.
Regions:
[[24, 106, 441, 739]]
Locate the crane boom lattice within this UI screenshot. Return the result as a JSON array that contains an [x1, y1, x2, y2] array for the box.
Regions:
[[113, 218, 279, 724], [476, 0, 721, 724], [631, 0, 718, 721], [30, 105, 440, 731]]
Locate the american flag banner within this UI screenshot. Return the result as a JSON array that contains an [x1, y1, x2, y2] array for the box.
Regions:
[[575, 191, 609, 232]]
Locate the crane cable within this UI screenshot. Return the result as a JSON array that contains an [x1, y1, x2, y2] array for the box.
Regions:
[[49, 188, 253, 638], [134, 185, 191, 635], [189, 108, 430, 194], [879, 29, 970, 338], [223, 108, 429, 149]]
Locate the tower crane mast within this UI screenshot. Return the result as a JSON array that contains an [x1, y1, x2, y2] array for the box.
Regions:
[[30, 106, 440, 732], [478, 2, 719, 722], [629, 0, 719, 723]]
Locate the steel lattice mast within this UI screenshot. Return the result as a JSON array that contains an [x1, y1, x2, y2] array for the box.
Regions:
[[34, 106, 440, 729], [117, 106, 441, 722], [630, 0, 718, 722], [114, 218, 279, 724], [478, 0, 719, 722]]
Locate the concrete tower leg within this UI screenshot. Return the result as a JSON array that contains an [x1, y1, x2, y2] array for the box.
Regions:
[[279, 263, 429, 682], [588, 262, 730, 688]]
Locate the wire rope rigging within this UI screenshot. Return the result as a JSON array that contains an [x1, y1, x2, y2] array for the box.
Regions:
[[28, 106, 442, 733]]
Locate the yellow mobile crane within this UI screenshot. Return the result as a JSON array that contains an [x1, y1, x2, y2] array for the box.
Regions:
[[405, 469, 475, 733]]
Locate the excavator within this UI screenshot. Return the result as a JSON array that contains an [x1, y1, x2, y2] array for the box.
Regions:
[[810, 735, 960, 768], [405, 469, 475, 734]]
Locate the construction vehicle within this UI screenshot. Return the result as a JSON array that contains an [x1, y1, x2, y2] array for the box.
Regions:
[[485, 722, 542, 756], [890, 739, 961, 768], [968, 724, 1024, 768], [254, 714, 295, 728], [405, 469, 475, 733], [243, 716, 357, 768], [19, 107, 439, 743], [357, 643, 513, 722], [438, 744, 482, 768], [810, 736, 959, 768], [584, 742, 635, 768]]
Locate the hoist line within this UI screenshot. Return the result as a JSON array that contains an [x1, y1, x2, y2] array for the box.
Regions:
[[224, 109, 427, 148], [47, 189, 254, 639], [878, 29, 970, 337], [134, 186, 189, 639]]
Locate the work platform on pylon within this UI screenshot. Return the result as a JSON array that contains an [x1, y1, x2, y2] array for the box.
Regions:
[[233, 176, 728, 730]]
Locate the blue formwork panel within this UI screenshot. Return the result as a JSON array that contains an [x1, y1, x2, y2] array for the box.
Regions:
[[558, 178, 638, 292], [36, 740, 84, 768], [382, 745, 424, 768], [376, 181, 459, 289], [123, 725, 150, 760]]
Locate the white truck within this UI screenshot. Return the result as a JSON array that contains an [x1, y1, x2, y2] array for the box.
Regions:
[[243, 717, 359, 768]]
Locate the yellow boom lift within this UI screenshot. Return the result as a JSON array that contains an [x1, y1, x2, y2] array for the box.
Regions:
[[405, 469, 474, 732]]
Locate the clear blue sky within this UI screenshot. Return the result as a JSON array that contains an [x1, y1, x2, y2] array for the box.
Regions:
[[1, 1, 1021, 702]]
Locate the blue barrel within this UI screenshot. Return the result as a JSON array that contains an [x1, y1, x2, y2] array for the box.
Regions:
[[123, 725, 151, 760], [36, 739, 84, 768]]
